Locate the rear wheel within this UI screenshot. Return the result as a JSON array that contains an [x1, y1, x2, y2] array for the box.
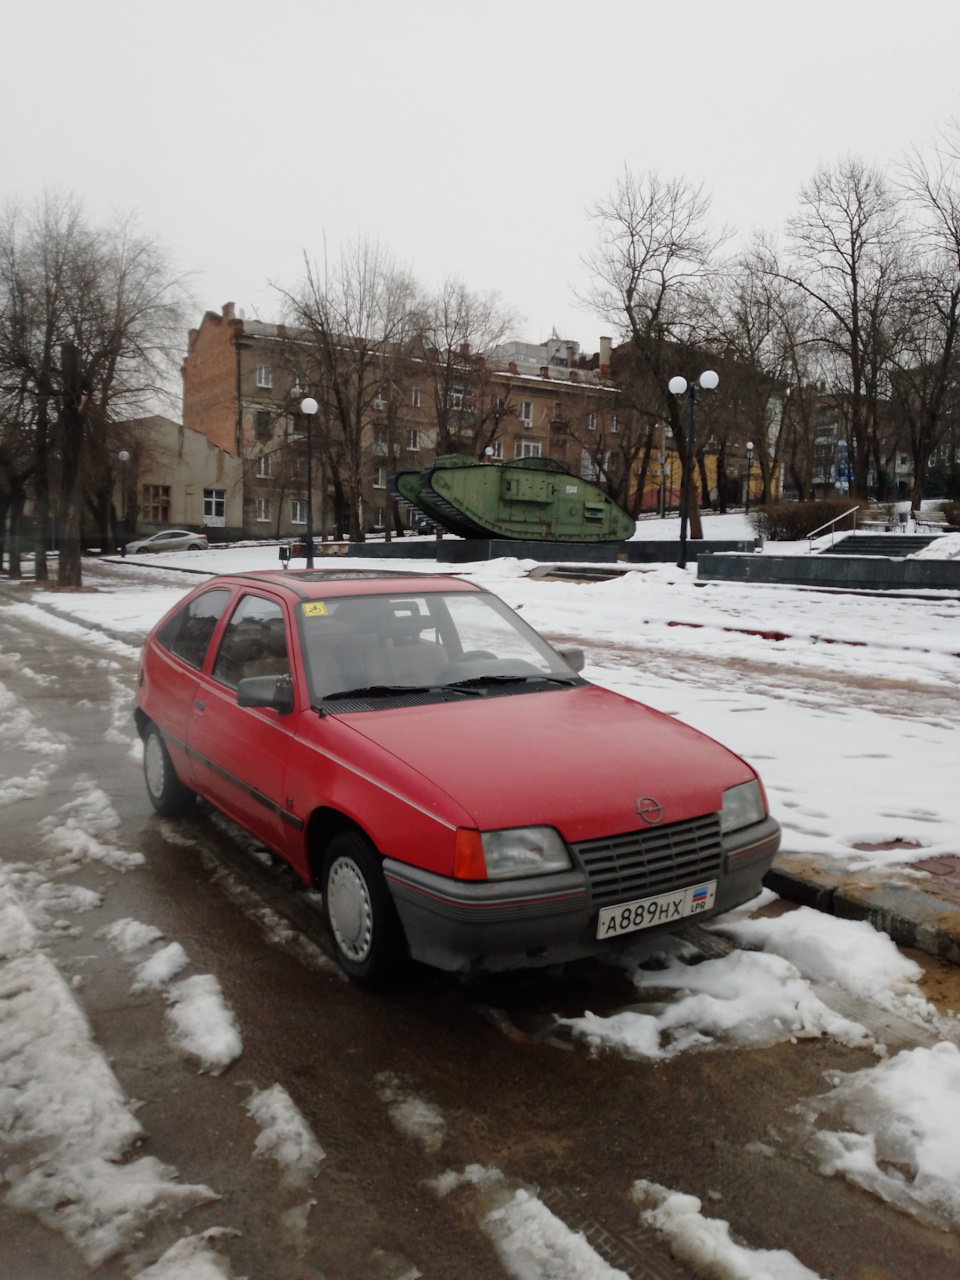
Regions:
[[143, 723, 196, 817], [321, 831, 407, 984]]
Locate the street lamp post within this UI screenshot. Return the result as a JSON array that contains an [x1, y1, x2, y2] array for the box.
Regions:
[[668, 371, 719, 570], [300, 397, 318, 568], [118, 450, 130, 557], [745, 440, 754, 515]]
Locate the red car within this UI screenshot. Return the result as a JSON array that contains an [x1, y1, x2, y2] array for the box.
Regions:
[[135, 569, 780, 982]]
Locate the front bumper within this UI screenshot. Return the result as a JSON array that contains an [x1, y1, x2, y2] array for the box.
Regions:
[[384, 814, 781, 973]]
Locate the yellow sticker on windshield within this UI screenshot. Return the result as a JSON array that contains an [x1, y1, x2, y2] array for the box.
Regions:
[[302, 601, 328, 616]]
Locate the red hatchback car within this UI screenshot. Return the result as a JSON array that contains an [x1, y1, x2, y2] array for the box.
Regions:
[[135, 569, 780, 982]]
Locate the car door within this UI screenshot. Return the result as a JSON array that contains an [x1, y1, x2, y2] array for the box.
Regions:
[[147, 587, 234, 786], [187, 590, 299, 854]]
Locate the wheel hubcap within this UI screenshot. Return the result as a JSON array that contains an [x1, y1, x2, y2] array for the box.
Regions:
[[327, 856, 373, 963], [144, 733, 165, 799]]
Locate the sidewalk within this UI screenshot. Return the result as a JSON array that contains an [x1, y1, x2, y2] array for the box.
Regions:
[[768, 851, 960, 967]]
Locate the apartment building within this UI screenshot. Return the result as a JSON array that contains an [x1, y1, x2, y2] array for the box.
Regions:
[[180, 306, 630, 536]]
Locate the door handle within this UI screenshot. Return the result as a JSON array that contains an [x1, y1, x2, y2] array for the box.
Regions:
[[194, 699, 205, 711]]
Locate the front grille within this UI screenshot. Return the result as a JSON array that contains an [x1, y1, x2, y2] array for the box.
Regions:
[[572, 814, 722, 909]]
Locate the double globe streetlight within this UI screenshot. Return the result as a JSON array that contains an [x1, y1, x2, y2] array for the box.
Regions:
[[300, 397, 318, 568], [668, 370, 719, 570]]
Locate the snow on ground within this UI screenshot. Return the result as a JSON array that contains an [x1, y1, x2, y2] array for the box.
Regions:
[[376, 1071, 448, 1154], [39, 778, 145, 873], [565, 903, 958, 1062], [807, 1042, 960, 1229], [132, 1228, 240, 1279], [564, 947, 876, 1060], [246, 1083, 326, 1185], [431, 1165, 631, 1280], [634, 1181, 823, 1280], [165, 973, 243, 1074], [0, 885, 217, 1266]]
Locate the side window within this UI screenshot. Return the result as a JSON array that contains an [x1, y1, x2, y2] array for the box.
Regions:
[[212, 595, 290, 690], [158, 589, 232, 670]]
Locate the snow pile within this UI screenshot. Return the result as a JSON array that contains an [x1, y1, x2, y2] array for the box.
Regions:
[[96, 915, 242, 1072], [714, 906, 921, 998], [132, 940, 190, 990], [133, 1228, 240, 1278], [633, 1181, 822, 1279], [246, 1083, 325, 1185], [39, 778, 144, 872], [0, 886, 217, 1266], [99, 916, 164, 955], [376, 1071, 447, 1154], [807, 1041, 960, 1229], [166, 973, 243, 1074], [431, 1166, 630, 1280], [564, 948, 873, 1060], [912, 531, 960, 559], [0, 677, 66, 807]]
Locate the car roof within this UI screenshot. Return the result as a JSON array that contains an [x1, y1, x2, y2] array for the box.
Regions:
[[201, 568, 481, 601]]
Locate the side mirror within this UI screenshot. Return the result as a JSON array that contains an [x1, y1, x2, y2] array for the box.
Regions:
[[556, 645, 585, 674], [237, 674, 295, 715]]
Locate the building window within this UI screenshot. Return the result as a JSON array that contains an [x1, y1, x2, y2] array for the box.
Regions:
[[407, 429, 420, 452], [611, 415, 619, 433], [519, 401, 533, 427], [587, 412, 597, 432], [256, 454, 271, 478], [449, 386, 464, 409], [255, 410, 271, 440], [489, 439, 503, 459], [256, 498, 271, 522], [374, 506, 385, 528], [374, 466, 386, 489], [203, 489, 226, 526], [291, 370, 307, 395], [411, 386, 421, 408], [141, 484, 170, 524], [373, 387, 387, 410], [256, 365, 272, 389], [291, 499, 307, 524], [515, 439, 542, 458]]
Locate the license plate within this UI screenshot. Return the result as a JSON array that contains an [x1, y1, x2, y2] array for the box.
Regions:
[[596, 880, 718, 939]]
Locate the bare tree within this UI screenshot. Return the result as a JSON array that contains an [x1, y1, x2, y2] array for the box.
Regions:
[[0, 195, 190, 584], [893, 124, 960, 506], [416, 278, 517, 456], [280, 240, 419, 541], [580, 169, 727, 538], [774, 159, 907, 499]]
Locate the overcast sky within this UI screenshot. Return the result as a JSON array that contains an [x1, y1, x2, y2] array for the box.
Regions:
[[3, 0, 960, 360]]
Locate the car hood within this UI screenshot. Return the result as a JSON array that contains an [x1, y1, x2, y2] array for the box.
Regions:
[[337, 683, 755, 842]]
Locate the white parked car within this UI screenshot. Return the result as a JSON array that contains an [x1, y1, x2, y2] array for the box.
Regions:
[[125, 529, 209, 554]]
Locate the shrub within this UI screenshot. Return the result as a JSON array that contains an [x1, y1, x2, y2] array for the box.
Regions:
[[942, 500, 960, 527], [749, 500, 859, 542]]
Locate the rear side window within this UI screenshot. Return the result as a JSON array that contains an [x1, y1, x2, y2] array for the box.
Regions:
[[157, 588, 232, 670]]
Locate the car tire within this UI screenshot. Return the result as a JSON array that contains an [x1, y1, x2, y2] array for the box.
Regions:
[[188, 542, 202, 550], [143, 723, 196, 817], [321, 831, 407, 984]]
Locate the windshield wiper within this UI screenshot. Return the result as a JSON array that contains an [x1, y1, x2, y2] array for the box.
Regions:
[[315, 682, 486, 712], [445, 673, 579, 689]]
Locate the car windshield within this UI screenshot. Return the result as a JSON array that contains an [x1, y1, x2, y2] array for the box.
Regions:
[[298, 590, 577, 704]]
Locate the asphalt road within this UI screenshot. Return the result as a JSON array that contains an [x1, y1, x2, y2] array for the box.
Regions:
[[1, 595, 958, 1280]]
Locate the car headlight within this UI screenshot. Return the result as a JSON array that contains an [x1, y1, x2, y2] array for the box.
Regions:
[[481, 826, 572, 880], [720, 780, 766, 834]]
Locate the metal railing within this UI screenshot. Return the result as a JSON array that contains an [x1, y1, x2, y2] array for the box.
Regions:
[[807, 506, 860, 551]]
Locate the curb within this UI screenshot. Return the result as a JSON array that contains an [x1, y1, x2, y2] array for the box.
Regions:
[[765, 859, 960, 967]]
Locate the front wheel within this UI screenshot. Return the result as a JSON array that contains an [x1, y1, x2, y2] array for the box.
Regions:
[[321, 831, 407, 984], [143, 723, 196, 817]]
